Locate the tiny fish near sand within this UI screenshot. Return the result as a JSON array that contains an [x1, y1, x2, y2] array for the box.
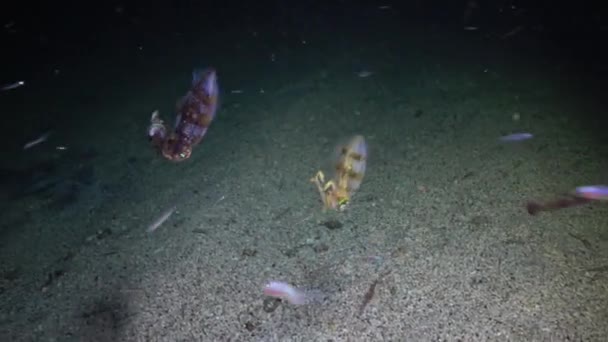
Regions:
[[263, 281, 325, 305], [146, 206, 177, 233], [498, 132, 533, 142], [263, 281, 307, 305]]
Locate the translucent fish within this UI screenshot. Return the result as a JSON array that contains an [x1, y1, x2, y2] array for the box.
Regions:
[[1, 80, 25, 91], [23, 131, 52, 150], [498, 132, 533, 142], [356, 70, 374, 78], [146, 206, 176, 233]]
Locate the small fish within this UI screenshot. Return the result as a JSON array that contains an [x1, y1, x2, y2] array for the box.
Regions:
[[356, 70, 374, 78], [501, 25, 525, 40], [2, 80, 25, 91], [263, 281, 307, 305], [359, 278, 379, 316], [23, 131, 51, 150], [146, 206, 177, 233], [574, 185, 608, 200], [527, 195, 591, 215], [358, 270, 391, 316], [498, 132, 533, 142]]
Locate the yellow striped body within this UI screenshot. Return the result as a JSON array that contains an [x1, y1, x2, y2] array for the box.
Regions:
[[311, 135, 367, 211], [335, 135, 367, 195]]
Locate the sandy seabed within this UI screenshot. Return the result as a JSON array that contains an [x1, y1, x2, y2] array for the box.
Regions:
[[1, 27, 608, 342]]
